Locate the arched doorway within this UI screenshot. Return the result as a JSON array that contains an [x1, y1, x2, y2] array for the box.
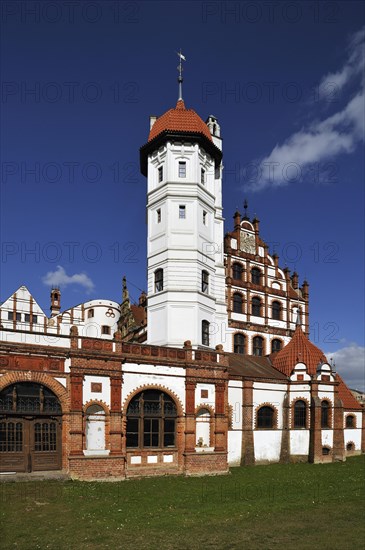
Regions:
[[0, 382, 62, 472]]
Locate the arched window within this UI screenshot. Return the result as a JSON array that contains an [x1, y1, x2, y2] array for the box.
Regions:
[[232, 263, 242, 280], [155, 269, 163, 292], [126, 390, 177, 449], [252, 297, 262, 317], [251, 268, 261, 285], [233, 293, 243, 313], [272, 301, 281, 320], [321, 400, 330, 428], [271, 339, 282, 353], [294, 400, 307, 428], [202, 320, 210, 346], [201, 271, 209, 293], [257, 406, 274, 429], [234, 333, 245, 354], [346, 415, 355, 428], [196, 408, 211, 447], [346, 442, 354, 451], [253, 336, 264, 356], [85, 404, 106, 451]]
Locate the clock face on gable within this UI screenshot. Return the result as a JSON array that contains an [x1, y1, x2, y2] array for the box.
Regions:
[[240, 231, 255, 254]]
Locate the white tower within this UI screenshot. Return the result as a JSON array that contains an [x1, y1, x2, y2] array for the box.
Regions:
[[140, 56, 227, 348]]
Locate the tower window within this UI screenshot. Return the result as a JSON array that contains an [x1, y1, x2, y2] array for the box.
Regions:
[[346, 415, 355, 428], [88, 309, 94, 318], [271, 339, 282, 353], [158, 166, 163, 182], [203, 210, 207, 225], [101, 325, 111, 335], [272, 301, 282, 320], [252, 297, 262, 317], [201, 271, 209, 294], [156, 208, 161, 223], [251, 268, 261, 285], [201, 168, 205, 184], [233, 293, 243, 314], [178, 161, 186, 178], [232, 262, 242, 280], [154, 269, 164, 292], [202, 320, 210, 346], [253, 336, 264, 356], [234, 333, 245, 354], [179, 205, 186, 219]]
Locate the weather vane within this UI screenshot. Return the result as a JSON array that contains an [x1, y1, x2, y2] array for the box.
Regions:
[[176, 49, 186, 101]]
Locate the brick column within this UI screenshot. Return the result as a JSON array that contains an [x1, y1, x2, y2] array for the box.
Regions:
[[241, 381, 254, 465], [69, 373, 84, 456], [309, 382, 322, 463], [280, 389, 290, 463], [215, 383, 226, 452], [332, 381, 345, 461], [185, 382, 196, 452], [109, 376, 123, 455]]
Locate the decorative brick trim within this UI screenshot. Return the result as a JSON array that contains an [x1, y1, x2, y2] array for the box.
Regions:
[[290, 397, 310, 429], [345, 440, 356, 452], [195, 403, 215, 416], [122, 384, 184, 417], [254, 402, 278, 429], [83, 399, 110, 415], [0, 370, 69, 413]]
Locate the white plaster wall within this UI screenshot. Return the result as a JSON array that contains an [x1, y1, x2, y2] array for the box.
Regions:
[[228, 431, 242, 466], [195, 383, 215, 409], [55, 377, 67, 388], [83, 375, 111, 407], [228, 384, 243, 429], [254, 431, 282, 462], [290, 431, 310, 455], [321, 430, 333, 448], [344, 428, 361, 449]]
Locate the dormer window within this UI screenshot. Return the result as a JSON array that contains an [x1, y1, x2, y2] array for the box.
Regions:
[[158, 166, 163, 182], [178, 161, 186, 178]]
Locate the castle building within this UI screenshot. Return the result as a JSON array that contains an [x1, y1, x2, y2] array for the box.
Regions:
[[0, 66, 363, 479]]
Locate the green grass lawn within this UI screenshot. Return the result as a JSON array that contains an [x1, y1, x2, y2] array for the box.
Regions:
[[1, 456, 364, 550]]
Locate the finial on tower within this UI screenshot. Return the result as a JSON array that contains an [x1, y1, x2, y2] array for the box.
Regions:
[[243, 199, 249, 219], [176, 49, 186, 101]]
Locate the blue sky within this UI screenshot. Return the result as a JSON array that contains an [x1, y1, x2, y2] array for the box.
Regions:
[[1, 1, 364, 390]]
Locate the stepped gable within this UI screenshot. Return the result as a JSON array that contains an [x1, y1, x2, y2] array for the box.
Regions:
[[272, 325, 327, 376]]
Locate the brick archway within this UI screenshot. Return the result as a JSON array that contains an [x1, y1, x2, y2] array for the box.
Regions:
[[0, 371, 69, 413]]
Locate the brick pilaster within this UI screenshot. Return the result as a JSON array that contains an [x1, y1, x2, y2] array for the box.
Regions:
[[185, 381, 196, 452], [309, 381, 322, 463], [109, 376, 123, 455], [332, 383, 345, 461], [280, 389, 290, 463], [69, 373, 83, 456], [241, 381, 255, 465], [215, 383, 226, 451]]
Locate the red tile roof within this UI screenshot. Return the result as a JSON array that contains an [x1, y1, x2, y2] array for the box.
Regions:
[[336, 374, 363, 410], [272, 325, 327, 376], [148, 100, 213, 142]]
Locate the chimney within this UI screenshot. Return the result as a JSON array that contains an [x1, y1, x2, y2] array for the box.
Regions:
[[50, 288, 61, 317]]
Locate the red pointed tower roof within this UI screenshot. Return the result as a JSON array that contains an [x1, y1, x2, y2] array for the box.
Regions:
[[272, 325, 327, 376], [148, 100, 213, 142]]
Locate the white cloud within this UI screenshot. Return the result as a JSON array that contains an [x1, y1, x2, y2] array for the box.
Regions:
[[248, 27, 364, 191], [325, 343, 365, 392], [42, 265, 95, 293]]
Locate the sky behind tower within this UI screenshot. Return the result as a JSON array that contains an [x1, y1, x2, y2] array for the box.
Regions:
[[1, 1, 364, 390]]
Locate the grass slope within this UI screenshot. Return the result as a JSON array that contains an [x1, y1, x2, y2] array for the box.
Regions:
[[1, 456, 364, 550]]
